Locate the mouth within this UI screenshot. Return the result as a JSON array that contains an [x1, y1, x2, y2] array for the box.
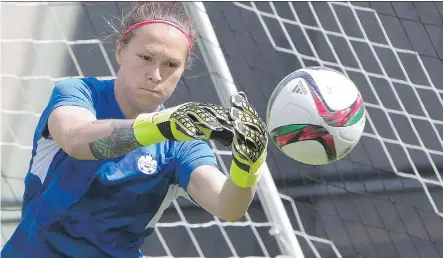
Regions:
[[139, 88, 158, 94]]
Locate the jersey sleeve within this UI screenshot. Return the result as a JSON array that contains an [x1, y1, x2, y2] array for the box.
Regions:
[[173, 140, 218, 192], [37, 78, 97, 139]]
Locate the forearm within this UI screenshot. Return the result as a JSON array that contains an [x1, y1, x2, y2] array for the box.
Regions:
[[218, 178, 257, 221], [67, 119, 142, 160]]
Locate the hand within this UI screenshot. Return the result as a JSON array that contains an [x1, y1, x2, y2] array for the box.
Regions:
[[133, 102, 234, 146], [228, 92, 268, 188]]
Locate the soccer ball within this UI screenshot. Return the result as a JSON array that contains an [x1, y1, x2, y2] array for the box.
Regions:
[[266, 67, 366, 165]]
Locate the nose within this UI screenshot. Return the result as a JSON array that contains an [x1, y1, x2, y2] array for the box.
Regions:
[[147, 65, 162, 83]]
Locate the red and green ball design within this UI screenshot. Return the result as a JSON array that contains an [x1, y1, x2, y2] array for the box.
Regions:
[[271, 124, 337, 161], [269, 69, 365, 162]]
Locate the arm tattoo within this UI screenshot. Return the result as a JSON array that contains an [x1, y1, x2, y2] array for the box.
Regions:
[[88, 120, 142, 160]]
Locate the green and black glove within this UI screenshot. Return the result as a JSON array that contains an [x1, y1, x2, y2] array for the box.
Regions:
[[133, 102, 234, 146], [133, 94, 268, 189], [228, 92, 268, 188]]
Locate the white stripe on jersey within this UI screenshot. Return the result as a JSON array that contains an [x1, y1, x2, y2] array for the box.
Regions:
[[146, 184, 197, 229], [31, 138, 60, 183], [146, 184, 180, 229]]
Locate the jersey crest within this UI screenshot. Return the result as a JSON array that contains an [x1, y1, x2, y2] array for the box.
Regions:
[[137, 154, 158, 175]]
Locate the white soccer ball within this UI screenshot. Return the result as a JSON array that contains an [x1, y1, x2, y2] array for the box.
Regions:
[[266, 66, 366, 165]]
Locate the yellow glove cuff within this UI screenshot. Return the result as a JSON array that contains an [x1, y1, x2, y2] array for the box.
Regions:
[[230, 160, 262, 188], [132, 118, 167, 146]]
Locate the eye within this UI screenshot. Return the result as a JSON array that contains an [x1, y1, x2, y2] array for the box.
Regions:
[[166, 62, 179, 68], [139, 55, 152, 61]]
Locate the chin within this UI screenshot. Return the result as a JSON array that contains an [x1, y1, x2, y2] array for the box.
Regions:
[[134, 97, 161, 112]]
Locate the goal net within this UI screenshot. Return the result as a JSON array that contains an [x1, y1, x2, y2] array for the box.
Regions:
[[208, 1, 442, 258], [2, 1, 443, 258]]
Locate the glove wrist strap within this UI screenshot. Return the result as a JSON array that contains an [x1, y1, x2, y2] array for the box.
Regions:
[[230, 161, 262, 188]]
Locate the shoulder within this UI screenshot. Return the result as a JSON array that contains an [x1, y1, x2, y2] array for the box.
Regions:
[[53, 77, 115, 107], [54, 77, 109, 94]]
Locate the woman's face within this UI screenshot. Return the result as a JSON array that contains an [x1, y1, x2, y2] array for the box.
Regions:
[[115, 23, 189, 115]]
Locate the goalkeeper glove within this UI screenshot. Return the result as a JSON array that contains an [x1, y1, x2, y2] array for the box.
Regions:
[[228, 92, 268, 188], [132, 102, 234, 146]]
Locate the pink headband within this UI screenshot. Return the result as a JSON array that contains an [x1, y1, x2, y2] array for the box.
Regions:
[[122, 20, 193, 51]]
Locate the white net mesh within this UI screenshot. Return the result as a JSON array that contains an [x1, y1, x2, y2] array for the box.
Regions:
[[233, 0, 443, 215], [0, 2, 282, 257], [223, 1, 443, 257]]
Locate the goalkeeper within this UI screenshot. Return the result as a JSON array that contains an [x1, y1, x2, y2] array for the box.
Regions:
[[1, 2, 268, 258]]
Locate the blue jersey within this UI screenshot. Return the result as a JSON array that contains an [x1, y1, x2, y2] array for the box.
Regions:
[[1, 77, 218, 258]]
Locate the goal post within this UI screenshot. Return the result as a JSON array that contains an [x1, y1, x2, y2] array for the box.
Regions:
[[183, 2, 304, 257]]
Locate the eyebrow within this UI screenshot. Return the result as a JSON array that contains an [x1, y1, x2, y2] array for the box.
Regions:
[[142, 49, 182, 63]]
